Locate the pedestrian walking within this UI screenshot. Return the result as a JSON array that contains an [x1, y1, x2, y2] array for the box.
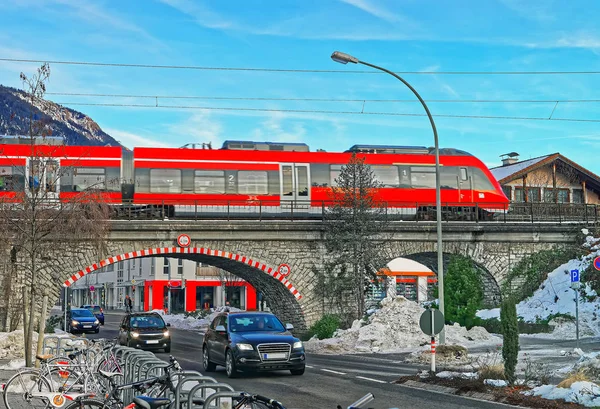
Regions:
[[125, 294, 133, 313]]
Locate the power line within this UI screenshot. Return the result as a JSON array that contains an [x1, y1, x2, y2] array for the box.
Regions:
[[45, 92, 600, 104], [3, 58, 600, 75], [55, 101, 600, 123]]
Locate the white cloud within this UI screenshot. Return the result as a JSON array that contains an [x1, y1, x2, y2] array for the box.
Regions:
[[249, 112, 307, 143], [158, 0, 235, 29], [339, 0, 404, 23], [103, 128, 171, 149], [166, 112, 224, 148]]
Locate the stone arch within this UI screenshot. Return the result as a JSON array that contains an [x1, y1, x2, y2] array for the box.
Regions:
[[63, 246, 306, 331], [398, 252, 502, 308]]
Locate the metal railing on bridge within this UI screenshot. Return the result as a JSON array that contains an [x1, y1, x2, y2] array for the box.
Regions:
[[111, 199, 600, 224]]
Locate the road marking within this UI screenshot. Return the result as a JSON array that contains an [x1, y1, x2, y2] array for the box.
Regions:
[[321, 368, 347, 375], [356, 376, 388, 384], [306, 365, 315, 368]]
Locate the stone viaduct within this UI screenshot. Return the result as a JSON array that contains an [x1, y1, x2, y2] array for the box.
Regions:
[[6, 221, 584, 334]]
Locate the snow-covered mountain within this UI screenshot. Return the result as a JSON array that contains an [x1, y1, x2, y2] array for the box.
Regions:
[[0, 85, 120, 146]]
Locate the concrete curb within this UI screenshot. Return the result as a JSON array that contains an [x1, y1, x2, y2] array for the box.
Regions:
[[398, 380, 526, 409]]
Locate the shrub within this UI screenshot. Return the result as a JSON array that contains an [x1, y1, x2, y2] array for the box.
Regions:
[[443, 255, 483, 328], [45, 316, 62, 334], [557, 370, 589, 389], [308, 314, 341, 340], [501, 296, 519, 385]]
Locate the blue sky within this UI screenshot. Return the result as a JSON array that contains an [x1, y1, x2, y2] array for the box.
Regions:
[[1, 0, 600, 172]]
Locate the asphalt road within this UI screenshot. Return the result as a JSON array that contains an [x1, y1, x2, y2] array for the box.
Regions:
[[81, 311, 528, 409]]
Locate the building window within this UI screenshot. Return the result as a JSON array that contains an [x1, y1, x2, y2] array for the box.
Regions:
[[177, 259, 183, 275], [515, 187, 524, 202], [151, 258, 155, 275], [544, 188, 569, 203], [117, 263, 124, 284], [502, 186, 512, 200], [527, 188, 541, 202], [573, 189, 584, 203], [163, 257, 170, 275]]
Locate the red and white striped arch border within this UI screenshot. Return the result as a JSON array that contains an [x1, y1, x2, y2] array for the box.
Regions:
[[63, 247, 302, 300]]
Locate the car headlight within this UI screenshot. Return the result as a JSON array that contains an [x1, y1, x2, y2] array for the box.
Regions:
[[237, 343, 253, 351], [131, 332, 140, 338], [293, 341, 303, 349], [71, 320, 79, 326], [163, 331, 170, 337], [94, 319, 99, 325]]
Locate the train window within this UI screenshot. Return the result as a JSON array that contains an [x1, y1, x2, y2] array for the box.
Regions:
[[194, 170, 225, 194], [310, 164, 329, 187], [106, 167, 121, 191], [469, 167, 495, 191], [73, 167, 105, 191], [410, 166, 436, 189], [0, 166, 24, 191], [372, 165, 400, 187], [460, 168, 468, 181], [398, 166, 411, 187], [150, 169, 181, 193], [330, 165, 343, 186], [238, 171, 268, 194], [440, 167, 458, 189]]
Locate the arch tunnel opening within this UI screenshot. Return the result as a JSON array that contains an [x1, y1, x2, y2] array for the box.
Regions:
[[63, 247, 307, 333]]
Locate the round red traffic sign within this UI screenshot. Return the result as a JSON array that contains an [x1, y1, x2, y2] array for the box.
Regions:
[[89, 285, 95, 292], [278, 263, 291, 277], [168, 280, 182, 288], [177, 234, 191, 247], [594, 257, 600, 271]]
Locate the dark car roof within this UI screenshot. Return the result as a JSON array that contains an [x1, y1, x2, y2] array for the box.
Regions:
[[82, 304, 100, 307], [128, 312, 162, 317]]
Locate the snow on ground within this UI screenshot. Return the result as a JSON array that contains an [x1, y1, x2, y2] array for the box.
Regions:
[[526, 382, 600, 407], [305, 296, 501, 354], [151, 306, 244, 332], [477, 229, 600, 339], [0, 359, 26, 369]]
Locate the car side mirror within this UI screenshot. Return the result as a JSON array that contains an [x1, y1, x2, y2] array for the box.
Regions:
[[215, 325, 226, 333], [285, 323, 294, 331], [166, 323, 171, 327]]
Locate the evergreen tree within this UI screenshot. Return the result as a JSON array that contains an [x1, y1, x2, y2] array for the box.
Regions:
[[444, 255, 483, 328], [319, 153, 389, 323], [501, 296, 519, 384]]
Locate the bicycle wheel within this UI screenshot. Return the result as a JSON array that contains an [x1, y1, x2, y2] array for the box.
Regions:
[[3, 369, 53, 409], [44, 358, 76, 392], [63, 398, 107, 409]]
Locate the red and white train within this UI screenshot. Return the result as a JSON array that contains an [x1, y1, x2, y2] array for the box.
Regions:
[[0, 138, 509, 219]]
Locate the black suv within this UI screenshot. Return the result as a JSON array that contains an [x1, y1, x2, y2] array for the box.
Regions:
[[202, 312, 305, 378], [118, 312, 171, 353]]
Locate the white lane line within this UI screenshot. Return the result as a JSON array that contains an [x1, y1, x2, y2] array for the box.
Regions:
[[306, 365, 315, 368], [355, 376, 388, 384], [321, 368, 347, 375]]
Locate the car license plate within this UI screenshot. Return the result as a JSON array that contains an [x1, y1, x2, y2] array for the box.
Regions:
[[263, 353, 286, 360], [146, 340, 159, 344], [83, 325, 92, 329]]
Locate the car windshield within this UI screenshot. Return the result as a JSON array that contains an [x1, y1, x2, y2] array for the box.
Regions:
[[84, 306, 101, 312], [71, 309, 94, 318], [130, 315, 165, 329], [229, 315, 285, 333]]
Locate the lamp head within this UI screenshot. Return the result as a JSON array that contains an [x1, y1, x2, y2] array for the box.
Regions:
[[331, 51, 359, 64]]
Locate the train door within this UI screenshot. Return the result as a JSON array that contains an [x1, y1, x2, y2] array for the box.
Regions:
[[26, 158, 60, 199], [280, 163, 310, 202]]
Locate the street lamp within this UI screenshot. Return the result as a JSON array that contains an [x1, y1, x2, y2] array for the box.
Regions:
[[331, 51, 446, 344]]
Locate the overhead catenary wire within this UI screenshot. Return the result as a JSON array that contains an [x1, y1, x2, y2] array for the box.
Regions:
[[3, 58, 600, 75], [45, 92, 600, 104], [55, 101, 600, 123]]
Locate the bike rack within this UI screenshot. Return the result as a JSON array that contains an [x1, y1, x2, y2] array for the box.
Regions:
[[174, 375, 219, 409], [201, 391, 246, 409], [138, 358, 169, 381], [187, 383, 234, 409]]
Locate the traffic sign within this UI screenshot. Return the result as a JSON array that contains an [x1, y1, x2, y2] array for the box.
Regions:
[[177, 234, 191, 248], [278, 263, 291, 277], [594, 257, 600, 271], [419, 308, 444, 336], [89, 285, 95, 292], [570, 269, 580, 283]]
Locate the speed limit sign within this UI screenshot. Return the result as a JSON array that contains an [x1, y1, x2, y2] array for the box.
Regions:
[[278, 264, 291, 277]]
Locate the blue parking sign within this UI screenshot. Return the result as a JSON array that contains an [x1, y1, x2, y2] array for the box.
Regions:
[[571, 269, 580, 283]]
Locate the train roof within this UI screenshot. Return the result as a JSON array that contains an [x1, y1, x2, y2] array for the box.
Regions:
[[221, 140, 309, 152]]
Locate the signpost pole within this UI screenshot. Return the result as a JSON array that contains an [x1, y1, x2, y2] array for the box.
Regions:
[[430, 309, 436, 373], [571, 269, 581, 348]]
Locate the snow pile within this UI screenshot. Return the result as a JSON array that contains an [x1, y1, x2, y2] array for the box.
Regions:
[[477, 229, 600, 338], [556, 349, 600, 376], [0, 359, 26, 369], [305, 296, 500, 354], [436, 371, 477, 379], [151, 306, 244, 332], [526, 382, 600, 407]]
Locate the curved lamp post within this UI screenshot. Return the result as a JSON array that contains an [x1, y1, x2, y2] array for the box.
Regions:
[[331, 51, 445, 344]]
